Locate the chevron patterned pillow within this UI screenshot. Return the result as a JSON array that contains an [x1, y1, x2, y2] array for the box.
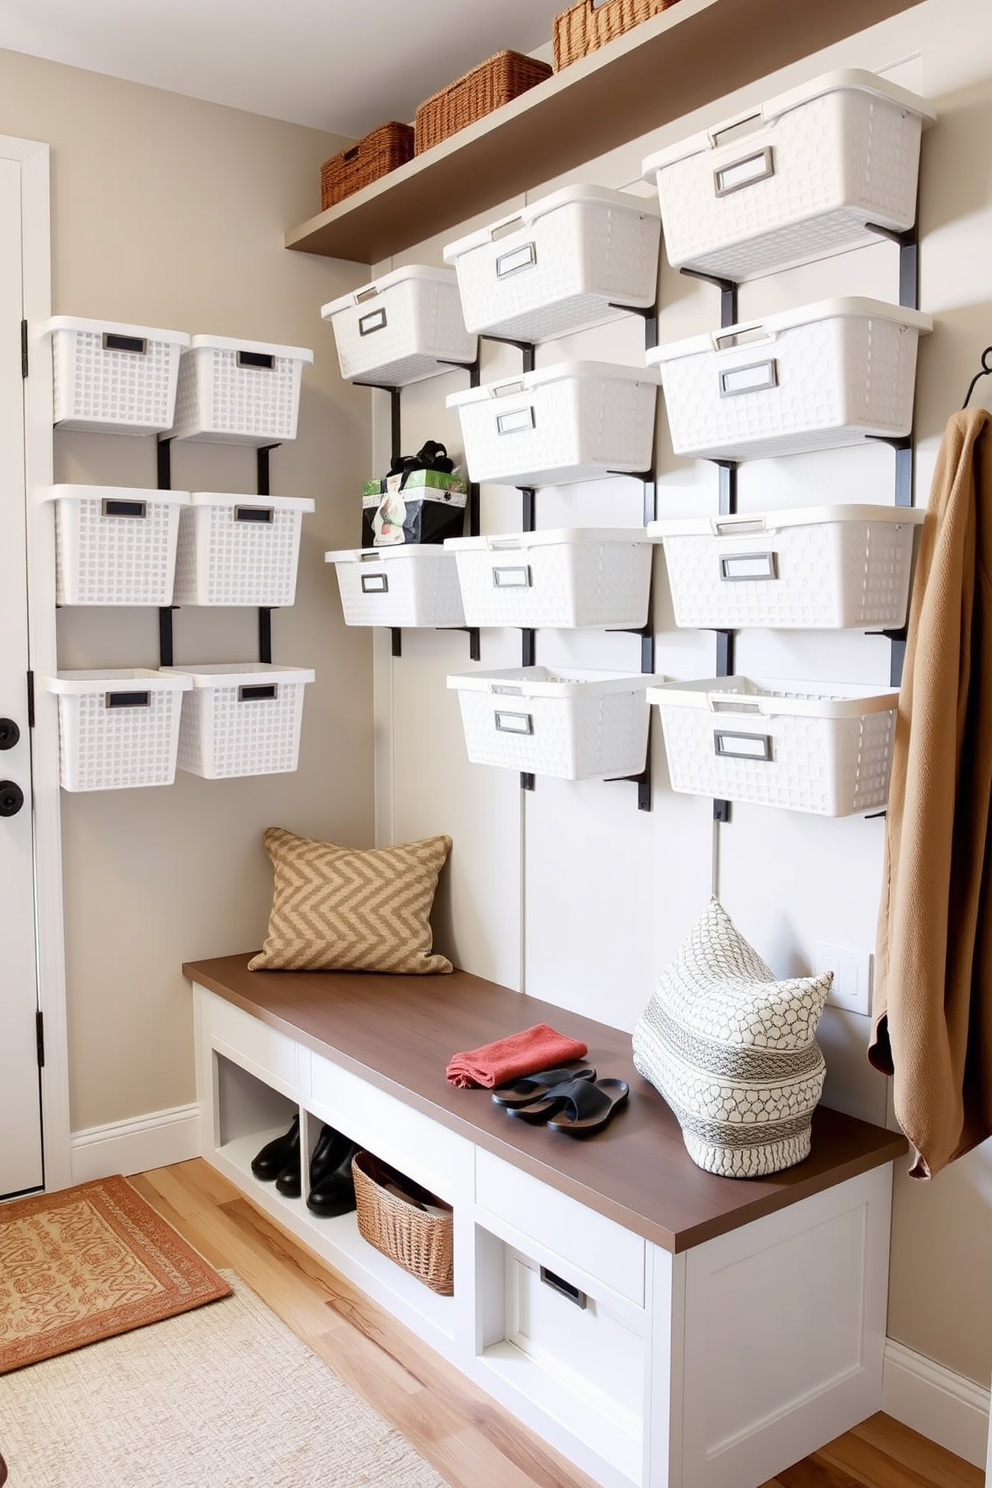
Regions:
[[632, 899, 832, 1177], [248, 828, 453, 974]]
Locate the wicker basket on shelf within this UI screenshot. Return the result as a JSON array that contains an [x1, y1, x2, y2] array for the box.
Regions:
[[352, 1151, 454, 1295], [414, 50, 553, 155], [553, 0, 680, 70], [320, 122, 415, 211]]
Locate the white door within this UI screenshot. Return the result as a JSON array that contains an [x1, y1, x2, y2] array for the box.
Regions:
[[0, 152, 44, 1197]]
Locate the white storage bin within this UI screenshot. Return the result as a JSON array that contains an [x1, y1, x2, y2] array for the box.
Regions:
[[446, 361, 658, 486], [168, 336, 313, 445], [45, 669, 193, 792], [446, 527, 653, 629], [321, 266, 476, 386], [325, 546, 465, 628], [642, 70, 934, 283], [164, 663, 315, 779], [647, 298, 932, 460], [173, 493, 315, 606], [446, 665, 662, 781], [442, 184, 660, 342], [649, 505, 924, 629], [44, 484, 190, 606], [46, 317, 190, 434], [648, 676, 899, 816]]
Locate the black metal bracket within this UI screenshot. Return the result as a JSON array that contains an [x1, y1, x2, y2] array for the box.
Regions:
[[157, 438, 175, 668], [359, 369, 480, 661], [679, 268, 739, 329]]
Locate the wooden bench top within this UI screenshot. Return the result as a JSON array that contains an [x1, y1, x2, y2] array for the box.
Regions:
[[184, 954, 907, 1254]]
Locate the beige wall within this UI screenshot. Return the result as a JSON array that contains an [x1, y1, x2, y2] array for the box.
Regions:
[[0, 47, 376, 1130]]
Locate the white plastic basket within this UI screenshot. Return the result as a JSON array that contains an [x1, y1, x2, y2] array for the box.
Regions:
[[446, 361, 658, 486], [325, 546, 465, 627], [643, 70, 934, 282], [321, 266, 476, 386], [446, 527, 653, 628], [442, 185, 661, 342], [172, 493, 315, 606], [447, 665, 662, 780], [647, 298, 932, 460], [44, 484, 190, 606], [164, 664, 315, 779], [168, 336, 313, 445], [46, 317, 190, 434], [648, 675, 899, 816], [45, 669, 193, 791], [649, 505, 924, 629]]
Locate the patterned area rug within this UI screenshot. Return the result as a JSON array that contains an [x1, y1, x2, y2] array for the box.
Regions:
[[0, 1175, 231, 1373], [0, 1270, 447, 1488]]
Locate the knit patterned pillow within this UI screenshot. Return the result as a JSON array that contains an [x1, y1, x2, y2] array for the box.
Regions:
[[248, 828, 453, 975], [633, 900, 832, 1177]]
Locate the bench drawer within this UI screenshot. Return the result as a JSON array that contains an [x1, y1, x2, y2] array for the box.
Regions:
[[308, 1052, 472, 1202], [202, 991, 300, 1094], [476, 1149, 645, 1307]]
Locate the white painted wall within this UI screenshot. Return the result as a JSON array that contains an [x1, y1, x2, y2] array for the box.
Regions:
[[363, 0, 992, 1412]]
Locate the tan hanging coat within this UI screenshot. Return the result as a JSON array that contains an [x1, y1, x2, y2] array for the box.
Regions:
[[869, 408, 992, 1177]]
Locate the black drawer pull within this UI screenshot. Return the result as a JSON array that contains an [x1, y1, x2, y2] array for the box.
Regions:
[[101, 499, 147, 519], [540, 1267, 587, 1309], [102, 332, 147, 355], [105, 691, 150, 709], [234, 505, 274, 523], [238, 684, 277, 702], [236, 350, 275, 371]]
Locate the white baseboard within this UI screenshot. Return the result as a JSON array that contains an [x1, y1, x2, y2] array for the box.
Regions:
[[70, 1103, 200, 1185], [882, 1339, 990, 1469]]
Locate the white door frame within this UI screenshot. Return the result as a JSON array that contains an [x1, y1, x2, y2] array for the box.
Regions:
[[4, 132, 70, 1191]]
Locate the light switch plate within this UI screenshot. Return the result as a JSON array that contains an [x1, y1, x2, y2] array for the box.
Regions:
[[814, 941, 873, 1018]]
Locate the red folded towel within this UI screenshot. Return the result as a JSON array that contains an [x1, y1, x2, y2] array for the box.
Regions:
[[446, 1023, 589, 1089]]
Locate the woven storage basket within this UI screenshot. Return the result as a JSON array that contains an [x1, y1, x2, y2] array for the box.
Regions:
[[352, 1151, 454, 1295], [415, 50, 552, 155], [553, 0, 679, 70], [321, 122, 415, 210]]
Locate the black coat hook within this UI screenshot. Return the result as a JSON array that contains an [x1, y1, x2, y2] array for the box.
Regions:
[[962, 347, 992, 409]]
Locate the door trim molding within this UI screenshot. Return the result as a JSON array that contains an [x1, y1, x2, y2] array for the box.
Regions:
[[3, 133, 70, 1191]]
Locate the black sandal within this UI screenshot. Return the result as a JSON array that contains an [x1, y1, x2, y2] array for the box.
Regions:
[[492, 1065, 596, 1109]]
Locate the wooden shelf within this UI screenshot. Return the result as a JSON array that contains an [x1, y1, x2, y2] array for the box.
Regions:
[[286, 0, 918, 265]]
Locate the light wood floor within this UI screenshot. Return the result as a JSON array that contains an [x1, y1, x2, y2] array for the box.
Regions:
[[131, 1159, 984, 1488]]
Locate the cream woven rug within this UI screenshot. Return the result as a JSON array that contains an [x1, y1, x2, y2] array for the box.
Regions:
[[0, 1272, 447, 1488]]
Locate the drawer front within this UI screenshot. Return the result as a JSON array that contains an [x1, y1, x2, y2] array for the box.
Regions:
[[308, 1053, 472, 1203], [204, 993, 300, 1093], [504, 1244, 644, 1434], [476, 1149, 645, 1307]]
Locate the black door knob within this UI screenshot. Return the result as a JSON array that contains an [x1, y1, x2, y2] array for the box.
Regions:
[[0, 719, 19, 751], [0, 781, 24, 817]]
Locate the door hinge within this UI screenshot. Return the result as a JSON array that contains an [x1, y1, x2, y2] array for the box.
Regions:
[[21, 319, 28, 379], [27, 670, 35, 728], [36, 1011, 45, 1067]]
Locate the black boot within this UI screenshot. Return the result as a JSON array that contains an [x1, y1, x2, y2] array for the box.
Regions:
[[251, 1115, 299, 1181], [307, 1133, 361, 1217]]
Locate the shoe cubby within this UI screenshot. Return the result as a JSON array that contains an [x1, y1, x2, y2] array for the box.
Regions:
[[211, 1053, 299, 1173]]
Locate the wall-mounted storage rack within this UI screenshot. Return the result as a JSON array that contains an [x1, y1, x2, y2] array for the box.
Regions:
[[677, 218, 920, 823], [156, 441, 280, 668], [283, 0, 917, 265], [356, 369, 481, 661]]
